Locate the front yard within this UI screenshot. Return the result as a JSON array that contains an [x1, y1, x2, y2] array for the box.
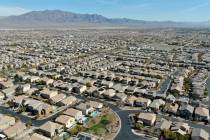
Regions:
[[68, 107, 120, 140]]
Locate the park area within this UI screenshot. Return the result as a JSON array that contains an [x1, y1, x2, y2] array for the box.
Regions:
[[68, 107, 120, 140]]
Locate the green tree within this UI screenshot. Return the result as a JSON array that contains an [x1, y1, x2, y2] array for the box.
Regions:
[[163, 129, 176, 140], [204, 87, 209, 97], [26, 118, 32, 127], [7, 100, 14, 107], [135, 123, 144, 130], [183, 77, 192, 94], [177, 134, 190, 140], [86, 82, 92, 88]]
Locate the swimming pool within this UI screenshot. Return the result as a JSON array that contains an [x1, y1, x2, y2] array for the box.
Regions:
[[90, 111, 100, 117], [63, 132, 70, 138]]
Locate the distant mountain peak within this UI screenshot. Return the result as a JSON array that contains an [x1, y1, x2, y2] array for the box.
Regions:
[[0, 10, 209, 28], [4, 10, 110, 23]]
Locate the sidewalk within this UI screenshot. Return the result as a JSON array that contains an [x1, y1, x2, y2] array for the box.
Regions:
[[110, 107, 121, 140], [131, 129, 158, 140]]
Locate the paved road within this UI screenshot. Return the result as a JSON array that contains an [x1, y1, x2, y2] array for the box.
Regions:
[[114, 109, 210, 140], [1, 71, 209, 140], [1, 100, 210, 140], [0, 70, 179, 140], [0, 105, 63, 126], [0, 100, 148, 140], [156, 69, 179, 96], [114, 109, 149, 140], [114, 70, 210, 140], [168, 116, 210, 132], [157, 77, 171, 95]]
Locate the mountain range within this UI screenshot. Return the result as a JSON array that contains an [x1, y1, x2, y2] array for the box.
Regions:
[[0, 10, 209, 28]]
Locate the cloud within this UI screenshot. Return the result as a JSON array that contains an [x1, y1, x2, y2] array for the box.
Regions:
[[0, 6, 30, 16], [185, 1, 210, 12]]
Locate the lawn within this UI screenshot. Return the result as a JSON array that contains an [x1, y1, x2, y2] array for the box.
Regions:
[[86, 115, 112, 135]]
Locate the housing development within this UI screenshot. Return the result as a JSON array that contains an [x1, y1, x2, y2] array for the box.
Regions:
[[0, 28, 209, 140]]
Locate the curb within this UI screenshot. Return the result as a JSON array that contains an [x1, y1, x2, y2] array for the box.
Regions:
[[111, 108, 122, 140]]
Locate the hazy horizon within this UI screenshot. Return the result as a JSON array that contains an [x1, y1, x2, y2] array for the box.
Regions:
[[0, 0, 210, 22]]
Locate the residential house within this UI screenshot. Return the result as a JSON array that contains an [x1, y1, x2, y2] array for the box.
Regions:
[[3, 122, 26, 138], [0, 77, 6, 82], [16, 84, 31, 93], [36, 103, 53, 116], [55, 115, 76, 128], [70, 76, 84, 83], [40, 88, 58, 99], [113, 92, 127, 102], [125, 86, 137, 94], [94, 88, 106, 97], [72, 83, 87, 94], [103, 89, 116, 98], [52, 80, 63, 88], [113, 76, 123, 82], [39, 77, 54, 86], [2, 86, 16, 97], [50, 93, 66, 104], [85, 86, 97, 96], [170, 76, 184, 95], [19, 75, 31, 82], [30, 133, 51, 140], [101, 80, 114, 88], [134, 88, 148, 96], [0, 115, 16, 131], [137, 113, 156, 126], [156, 118, 172, 130], [135, 97, 151, 107], [11, 95, 28, 107], [121, 77, 131, 85], [0, 80, 14, 89], [53, 81, 73, 91], [129, 79, 139, 86], [112, 84, 127, 93], [98, 73, 107, 79], [171, 122, 191, 136], [89, 71, 100, 79], [126, 96, 137, 106], [149, 99, 165, 111], [86, 101, 103, 109], [23, 99, 53, 116], [106, 72, 115, 81], [79, 78, 96, 86], [76, 103, 94, 115], [179, 104, 194, 120], [57, 95, 77, 106], [191, 128, 209, 140], [194, 107, 209, 122], [26, 88, 39, 96], [63, 108, 83, 121], [23, 98, 43, 112], [164, 103, 179, 115], [38, 121, 63, 138], [176, 97, 189, 105], [14, 72, 26, 81], [166, 94, 176, 103], [0, 91, 5, 100], [27, 76, 40, 83]]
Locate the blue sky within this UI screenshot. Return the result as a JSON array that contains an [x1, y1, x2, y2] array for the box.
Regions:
[[0, 0, 210, 22]]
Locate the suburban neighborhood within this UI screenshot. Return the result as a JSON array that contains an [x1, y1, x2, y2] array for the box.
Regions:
[[0, 28, 210, 140]]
